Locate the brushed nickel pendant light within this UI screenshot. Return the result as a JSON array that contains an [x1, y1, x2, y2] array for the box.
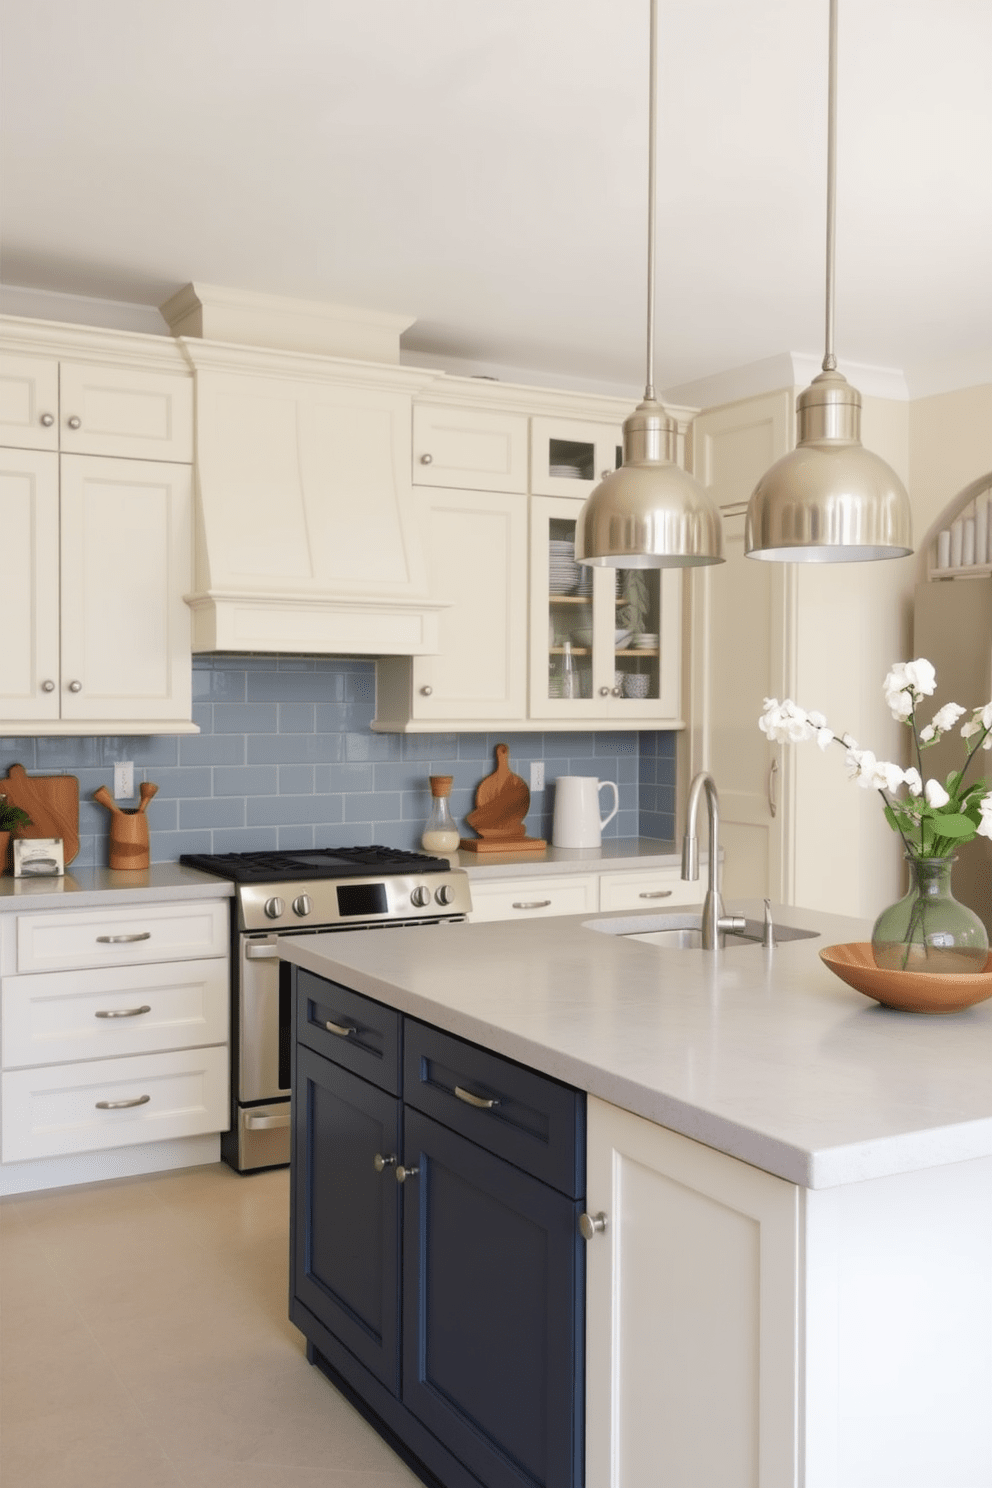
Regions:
[[745, 0, 913, 563], [575, 0, 723, 570]]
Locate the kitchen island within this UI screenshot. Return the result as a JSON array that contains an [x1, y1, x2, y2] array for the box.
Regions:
[[282, 903, 992, 1488]]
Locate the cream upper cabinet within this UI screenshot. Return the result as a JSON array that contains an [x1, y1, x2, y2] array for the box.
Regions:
[[529, 494, 682, 724], [688, 392, 794, 902], [584, 1096, 799, 1488], [0, 449, 61, 720], [0, 447, 194, 729], [0, 354, 60, 451], [529, 415, 623, 498], [374, 485, 528, 728], [0, 350, 192, 462], [412, 403, 528, 492]]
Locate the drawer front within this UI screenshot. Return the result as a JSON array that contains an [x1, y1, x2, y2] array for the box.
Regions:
[[2, 958, 229, 1070], [598, 868, 702, 913], [1, 1045, 229, 1162], [404, 1020, 584, 1198], [16, 900, 229, 974], [466, 873, 598, 924], [296, 969, 401, 1096]]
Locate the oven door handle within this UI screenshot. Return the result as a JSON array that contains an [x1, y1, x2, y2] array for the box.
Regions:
[[245, 942, 280, 959], [245, 1111, 291, 1132]]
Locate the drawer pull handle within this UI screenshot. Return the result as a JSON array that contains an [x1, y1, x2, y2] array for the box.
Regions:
[[374, 1152, 397, 1172], [325, 1019, 357, 1038], [395, 1164, 419, 1183], [96, 932, 151, 944], [511, 900, 552, 911], [454, 1085, 500, 1111], [638, 889, 673, 900], [95, 1005, 151, 1019], [246, 1112, 290, 1131], [579, 1211, 609, 1240], [95, 1094, 151, 1110]]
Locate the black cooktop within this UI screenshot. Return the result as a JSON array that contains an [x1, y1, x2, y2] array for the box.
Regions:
[[180, 845, 450, 884]]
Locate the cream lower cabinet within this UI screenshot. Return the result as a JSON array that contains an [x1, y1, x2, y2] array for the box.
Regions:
[[466, 872, 600, 923], [0, 447, 194, 729], [374, 485, 528, 728], [584, 1096, 799, 1488], [1, 900, 229, 1166]]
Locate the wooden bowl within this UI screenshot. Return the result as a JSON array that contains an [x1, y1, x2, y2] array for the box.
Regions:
[[819, 942, 992, 1014]]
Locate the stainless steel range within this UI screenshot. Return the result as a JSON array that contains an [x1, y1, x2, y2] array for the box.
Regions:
[[180, 846, 473, 1172]]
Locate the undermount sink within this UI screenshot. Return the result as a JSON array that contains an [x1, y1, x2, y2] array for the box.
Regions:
[[584, 910, 820, 950]]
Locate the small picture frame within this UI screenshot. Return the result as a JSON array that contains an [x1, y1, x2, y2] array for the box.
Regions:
[[13, 837, 65, 878]]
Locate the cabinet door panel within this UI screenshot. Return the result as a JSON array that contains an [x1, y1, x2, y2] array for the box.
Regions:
[[59, 362, 193, 462], [294, 1046, 402, 1394], [413, 405, 528, 492], [585, 1096, 798, 1488], [58, 454, 192, 721], [0, 448, 60, 719], [413, 488, 527, 721], [0, 353, 59, 450], [402, 1108, 583, 1488]]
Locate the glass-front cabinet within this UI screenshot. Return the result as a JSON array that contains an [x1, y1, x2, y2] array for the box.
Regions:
[[530, 416, 623, 499], [529, 495, 681, 722]]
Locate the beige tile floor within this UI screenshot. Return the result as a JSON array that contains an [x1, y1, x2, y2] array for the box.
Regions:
[[0, 1163, 422, 1488]]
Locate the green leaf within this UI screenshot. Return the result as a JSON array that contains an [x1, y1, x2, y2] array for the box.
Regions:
[[928, 813, 976, 837], [945, 769, 963, 793]]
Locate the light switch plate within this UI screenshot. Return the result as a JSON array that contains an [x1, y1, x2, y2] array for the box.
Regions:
[[113, 761, 134, 800], [530, 761, 545, 793]]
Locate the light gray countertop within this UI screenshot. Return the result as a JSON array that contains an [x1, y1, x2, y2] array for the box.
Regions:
[[279, 899, 992, 1192], [0, 862, 234, 910]]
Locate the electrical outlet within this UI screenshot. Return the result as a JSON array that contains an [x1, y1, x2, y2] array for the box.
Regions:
[[530, 761, 545, 793], [113, 761, 134, 800]]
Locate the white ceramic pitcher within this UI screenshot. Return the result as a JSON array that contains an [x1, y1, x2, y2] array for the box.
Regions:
[[552, 775, 619, 849]]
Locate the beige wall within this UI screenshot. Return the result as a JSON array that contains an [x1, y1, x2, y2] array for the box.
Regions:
[[909, 384, 992, 578]]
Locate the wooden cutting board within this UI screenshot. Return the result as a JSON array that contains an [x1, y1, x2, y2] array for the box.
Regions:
[[1, 765, 80, 864], [460, 743, 546, 854]]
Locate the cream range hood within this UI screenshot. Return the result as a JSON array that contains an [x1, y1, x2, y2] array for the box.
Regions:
[[165, 285, 448, 657]]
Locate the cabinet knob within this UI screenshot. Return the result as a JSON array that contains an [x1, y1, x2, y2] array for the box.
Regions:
[[579, 1211, 608, 1240], [67, 415, 82, 430], [612, 686, 623, 697], [395, 1164, 419, 1183], [40, 412, 55, 427], [420, 452, 433, 465], [67, 680, 82, 693], [373, 1152, 397, 1173], [420, 685, 433, 696], [600, 469, 613, 479], [41, 679, 56, 692], [599, 686, 611, 697]]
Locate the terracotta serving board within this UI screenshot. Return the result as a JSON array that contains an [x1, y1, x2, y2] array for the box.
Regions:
[[1, 765, 80, 864]]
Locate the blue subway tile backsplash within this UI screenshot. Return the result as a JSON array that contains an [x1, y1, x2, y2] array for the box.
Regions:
[[0, 657, 679, 867]]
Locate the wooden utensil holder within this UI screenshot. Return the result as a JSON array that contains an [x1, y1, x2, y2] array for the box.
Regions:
[[108, 811, 150, 870]]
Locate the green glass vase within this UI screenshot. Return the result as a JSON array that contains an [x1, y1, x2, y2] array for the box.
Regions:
[[871, 855, 989, 974]]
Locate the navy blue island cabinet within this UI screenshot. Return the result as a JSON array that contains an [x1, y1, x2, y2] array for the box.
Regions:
[[290, 966, 586, 1488]]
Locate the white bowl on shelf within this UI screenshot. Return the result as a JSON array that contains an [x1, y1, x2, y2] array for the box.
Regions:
[[615, 629, 633, 649]]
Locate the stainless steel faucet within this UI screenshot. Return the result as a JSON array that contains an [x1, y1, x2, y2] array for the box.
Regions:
[[681, 772, 746, 950]]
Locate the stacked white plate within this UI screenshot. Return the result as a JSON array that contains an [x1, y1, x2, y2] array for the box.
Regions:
[[549, 539, 581, 595], [633, 632, 659, 649], [549, 464, 585, 480]]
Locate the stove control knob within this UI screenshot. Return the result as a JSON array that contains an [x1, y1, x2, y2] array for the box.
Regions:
[[434, 884, 454, 907], [292, 894, 313, 918], [411, 885, 431, 908], [263, 896, 285, 919]]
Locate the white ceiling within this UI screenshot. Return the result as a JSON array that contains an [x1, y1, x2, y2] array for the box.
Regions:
[[2, 0, 990, 401]]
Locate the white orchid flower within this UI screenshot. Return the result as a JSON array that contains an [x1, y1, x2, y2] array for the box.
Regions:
[[904, 659, 937, 695], [807, 710, 827, 728], [759, 698, 818, 745], [884, 685, 916, 721], [816, 727, 833, 751], [924, 778, 950, 808], [977, 795, 992, 840], [962, 718, 982, 739], [919, 724, 936, 742], [867, 759, 906, 793], [930, 702, 966, 733], [846, 748, 878, 788], [903, 767, 923, 797]]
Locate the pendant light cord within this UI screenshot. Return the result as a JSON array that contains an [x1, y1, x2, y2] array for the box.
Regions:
[[644, 0, 658, 401], [823, 0, 838, 372]]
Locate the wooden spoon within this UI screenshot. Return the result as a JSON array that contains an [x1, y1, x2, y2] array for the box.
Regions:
[[137, 782, 158, 813], [93, 785, 122, 815]]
